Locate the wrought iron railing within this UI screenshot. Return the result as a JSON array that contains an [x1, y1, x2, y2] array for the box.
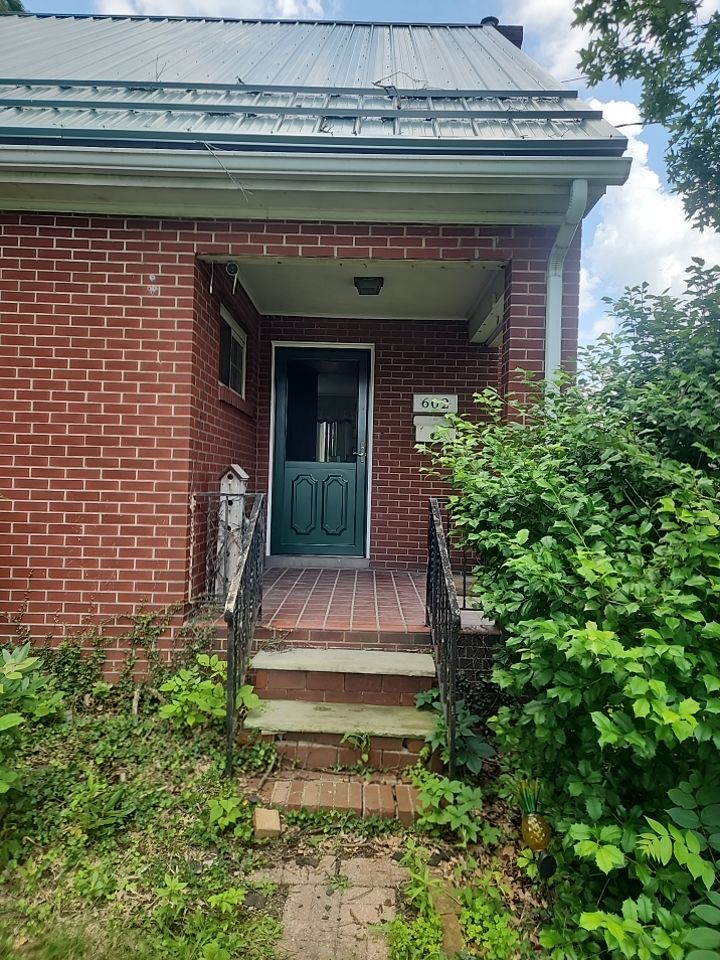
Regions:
[[223, 494, 266, 777], [190, 491, 261, 605], [426, 497, 461, 777], [434, 496, 477, 610]]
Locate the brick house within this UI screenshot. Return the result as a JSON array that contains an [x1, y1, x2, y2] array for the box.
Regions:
[[0, 13, 630, 676]]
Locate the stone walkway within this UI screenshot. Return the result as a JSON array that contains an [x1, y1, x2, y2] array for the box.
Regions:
[[250, 854, 405, 960]]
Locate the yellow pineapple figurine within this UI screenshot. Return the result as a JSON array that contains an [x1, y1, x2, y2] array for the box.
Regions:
[[518, 779, 552, 852]]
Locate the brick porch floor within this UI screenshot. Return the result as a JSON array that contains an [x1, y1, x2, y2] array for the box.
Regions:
[[261, 568, 427, 634]]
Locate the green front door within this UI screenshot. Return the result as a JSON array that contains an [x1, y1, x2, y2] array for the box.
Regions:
[[271, 348, 369, 556]]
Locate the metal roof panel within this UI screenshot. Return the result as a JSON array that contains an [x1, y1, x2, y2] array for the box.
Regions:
[[0, 14, 627, 155]]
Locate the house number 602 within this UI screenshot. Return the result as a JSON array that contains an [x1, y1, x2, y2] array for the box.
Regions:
[[413, 394, 458, 414], [422, 397, 450, 410]]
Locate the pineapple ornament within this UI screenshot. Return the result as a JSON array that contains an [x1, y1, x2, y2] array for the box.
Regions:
[[517, 779, 552, 852]]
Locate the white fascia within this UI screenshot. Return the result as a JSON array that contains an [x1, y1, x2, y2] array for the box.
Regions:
[[0, 145, 631, 224]]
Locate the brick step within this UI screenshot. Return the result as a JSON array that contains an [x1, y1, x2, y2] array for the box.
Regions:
[[256, 772, 421, 823], [254, 623, 432, 651], [250, 648, 436, 707], [267, 731, 432, 772]]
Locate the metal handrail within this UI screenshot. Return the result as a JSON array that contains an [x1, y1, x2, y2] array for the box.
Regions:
[[426, 497, 461, 777], [223, 493, 266, 777]]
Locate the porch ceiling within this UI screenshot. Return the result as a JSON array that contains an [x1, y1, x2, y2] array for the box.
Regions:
[[208, 256, 505, 336]]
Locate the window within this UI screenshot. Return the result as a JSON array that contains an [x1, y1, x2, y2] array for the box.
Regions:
[[219, 307, 247, 398]]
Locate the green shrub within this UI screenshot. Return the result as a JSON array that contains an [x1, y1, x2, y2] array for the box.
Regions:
[[428, 263, 720, 959], [159, 654, 259, 728], [0, 643, 62, 797]]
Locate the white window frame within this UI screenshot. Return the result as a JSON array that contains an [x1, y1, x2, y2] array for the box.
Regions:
[[220, 306, 247, 400]]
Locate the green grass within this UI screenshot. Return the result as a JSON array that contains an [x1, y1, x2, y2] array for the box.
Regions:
[[0, 712, 282, 960]]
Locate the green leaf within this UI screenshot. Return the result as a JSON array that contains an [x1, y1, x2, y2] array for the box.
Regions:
[[515, 528, 529, 544], [685, 929, 720, 950], [0, 713, 24, 731], [701, 805, 720, 829], [693, 905, 720, 926], [669, 807, 701, 829], [668, 788, 697, 810], [595, 844, 626, 874]]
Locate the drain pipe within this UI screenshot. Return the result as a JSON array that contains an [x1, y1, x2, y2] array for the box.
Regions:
[[545, 178, 588, 386]]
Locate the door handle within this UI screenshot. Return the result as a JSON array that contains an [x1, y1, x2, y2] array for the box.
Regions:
[[353, 442, 366, 463]]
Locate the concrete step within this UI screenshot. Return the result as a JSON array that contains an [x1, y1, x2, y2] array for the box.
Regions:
[[243, 699, 437, 772], [250, 648, 436, 707], [245, 699, 436, 739]]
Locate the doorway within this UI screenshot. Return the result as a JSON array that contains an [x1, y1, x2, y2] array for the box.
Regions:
[[271, 347, 370, 556]]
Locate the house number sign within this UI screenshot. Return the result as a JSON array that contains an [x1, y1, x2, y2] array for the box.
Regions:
[[413, 394, 458, 414]]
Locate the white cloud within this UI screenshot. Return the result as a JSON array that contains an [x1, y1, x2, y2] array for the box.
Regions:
[[584, 98, 720, 312], [95, 0, 323, 17], [498, 0, 588, 79]]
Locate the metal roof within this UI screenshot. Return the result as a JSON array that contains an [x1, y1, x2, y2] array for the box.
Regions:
[[0, 15, 627, 156]]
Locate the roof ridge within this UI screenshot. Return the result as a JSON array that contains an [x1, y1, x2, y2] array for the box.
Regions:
[[3, 13, 518, 28]]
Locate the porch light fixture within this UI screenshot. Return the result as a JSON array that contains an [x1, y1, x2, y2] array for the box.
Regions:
[[353, 276, 384, 296]]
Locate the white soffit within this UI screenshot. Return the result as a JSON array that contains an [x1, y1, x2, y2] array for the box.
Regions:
[[216, 256, 504, 322]]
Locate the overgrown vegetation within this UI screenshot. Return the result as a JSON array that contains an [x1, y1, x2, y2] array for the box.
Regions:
[[386, 842, 445, 960], [0, 634, 283, 959], [430, 262, 720, 959]]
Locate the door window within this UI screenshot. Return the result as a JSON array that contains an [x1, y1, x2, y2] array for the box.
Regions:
[[285, 358, 359, 463]]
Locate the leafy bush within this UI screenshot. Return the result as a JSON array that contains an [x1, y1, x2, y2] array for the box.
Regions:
[[0, 643, 62, 796], [415, 771, 485, 846], [159, 654, 259, 728], [429, 263, 720, 959]]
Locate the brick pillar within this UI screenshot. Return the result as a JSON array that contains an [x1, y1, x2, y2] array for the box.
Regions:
[[500, 257, 547, 413]]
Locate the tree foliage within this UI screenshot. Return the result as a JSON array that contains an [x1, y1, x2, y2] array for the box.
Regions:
[[0, 0, 27, 12], [574, 0, 720, 230], [430, 262, 720, 959]]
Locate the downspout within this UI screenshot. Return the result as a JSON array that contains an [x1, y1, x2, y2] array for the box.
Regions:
[[545, 178, 588, 386]]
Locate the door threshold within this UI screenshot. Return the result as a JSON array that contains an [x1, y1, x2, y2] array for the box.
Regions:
[[266, 555, 370, 569]]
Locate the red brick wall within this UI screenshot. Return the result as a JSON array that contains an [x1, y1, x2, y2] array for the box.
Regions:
[[0, 213, 579, 635], [187, 262, 260, 598]]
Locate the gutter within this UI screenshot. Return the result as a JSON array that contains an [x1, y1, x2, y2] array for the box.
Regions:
[[545, 178, 588, 385]]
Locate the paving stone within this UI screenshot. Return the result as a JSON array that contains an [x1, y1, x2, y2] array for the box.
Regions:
[[250, 854, 403, 959], [341, 857, 406, 886], [254, 807, 282, 839]]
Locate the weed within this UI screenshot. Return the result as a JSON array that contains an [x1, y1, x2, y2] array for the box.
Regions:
[[415, 688, 494, 777], [283, 807, 402, 838], [326, 873, 352, 893], [414, 770, 485, 846], [159, 654, 259, 728], [386, 841, 444, 960], [459, 870, 526, 960], [340, 730, 372, 773]]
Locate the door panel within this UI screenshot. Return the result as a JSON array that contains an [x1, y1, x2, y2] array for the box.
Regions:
[[272, 348, 369, 556]]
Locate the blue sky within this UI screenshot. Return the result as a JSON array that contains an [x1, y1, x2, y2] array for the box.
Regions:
[[18, 0, 720, 343]]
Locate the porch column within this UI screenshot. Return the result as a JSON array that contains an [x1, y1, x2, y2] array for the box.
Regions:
[[499, 258, 547, 413]]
